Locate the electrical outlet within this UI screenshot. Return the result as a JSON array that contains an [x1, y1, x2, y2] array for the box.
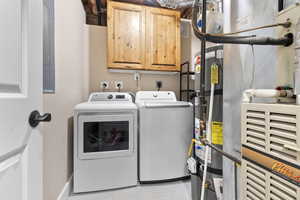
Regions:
[[156, 81, 162, 90], [115, 81, 123, 89], [100, 81, 109, 89]]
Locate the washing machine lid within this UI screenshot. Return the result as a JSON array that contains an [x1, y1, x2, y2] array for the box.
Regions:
[[135, 91, 177, 103], [143, 101, 191, 108]]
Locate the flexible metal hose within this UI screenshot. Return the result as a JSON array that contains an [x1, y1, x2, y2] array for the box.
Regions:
[[218, 22, 291, 36]]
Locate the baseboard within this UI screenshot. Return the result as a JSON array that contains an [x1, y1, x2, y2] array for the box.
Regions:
[[57, 176, 73, 200]]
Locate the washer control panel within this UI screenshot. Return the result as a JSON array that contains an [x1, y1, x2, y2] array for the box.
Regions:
[[135, 91, 177, 103], [88, 92, 132, 102]]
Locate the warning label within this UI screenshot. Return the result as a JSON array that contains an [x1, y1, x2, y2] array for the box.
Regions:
[[212, 122, 223, 145]]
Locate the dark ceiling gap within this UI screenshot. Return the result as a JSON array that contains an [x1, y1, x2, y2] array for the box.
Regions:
[[278, 0, 284, 11], [96, 0, 107, 26], [82, 0, 192, 26]]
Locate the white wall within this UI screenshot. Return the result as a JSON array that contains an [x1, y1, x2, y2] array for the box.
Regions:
[[43, 0, 89, 199]]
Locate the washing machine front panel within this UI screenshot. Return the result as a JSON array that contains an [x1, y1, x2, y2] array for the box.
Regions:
[[78, 114, 135, 160], [136, 91, 193, 182]]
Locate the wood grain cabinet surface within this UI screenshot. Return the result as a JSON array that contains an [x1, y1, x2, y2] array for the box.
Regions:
[[107, 1, 181, 71]]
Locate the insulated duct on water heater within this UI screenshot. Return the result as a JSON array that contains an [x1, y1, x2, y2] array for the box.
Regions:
[[107, 0, 195, 9], [85, 0, 224, 26], [156, 0, 194, 9]]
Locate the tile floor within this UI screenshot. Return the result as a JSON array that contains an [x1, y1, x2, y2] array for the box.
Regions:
[[69, 180, 192, 200]]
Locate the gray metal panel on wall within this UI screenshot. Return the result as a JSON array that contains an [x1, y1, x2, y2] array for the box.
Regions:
[[43, 0, 55, 93], [223, 1, 277, 200]]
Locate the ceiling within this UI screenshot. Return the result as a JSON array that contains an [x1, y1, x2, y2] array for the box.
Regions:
[[81, 0, 194, 26]]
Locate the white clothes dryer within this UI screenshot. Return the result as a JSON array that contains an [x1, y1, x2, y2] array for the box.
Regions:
[[73, 92, 138, 193]]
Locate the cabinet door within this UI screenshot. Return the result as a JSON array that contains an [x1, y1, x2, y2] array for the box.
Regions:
[[146, 8, 181, 71], [108, 1, 145, 69]]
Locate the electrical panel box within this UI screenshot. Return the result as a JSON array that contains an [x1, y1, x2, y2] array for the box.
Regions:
[[276, 3, 300, 89], [241, 103, 300, 200]]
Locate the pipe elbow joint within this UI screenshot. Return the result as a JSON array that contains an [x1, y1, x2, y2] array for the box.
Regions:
[[284, 33, 294, 47], [242, 89, 255, 103]]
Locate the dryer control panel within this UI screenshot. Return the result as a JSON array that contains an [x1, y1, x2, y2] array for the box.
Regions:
[[135, 91, 177, 102], [88, 92, 133, 102]]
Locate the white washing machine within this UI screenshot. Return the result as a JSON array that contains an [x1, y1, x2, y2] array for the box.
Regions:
[[73, 92, 138, 193], [136, 91, 193, 183]]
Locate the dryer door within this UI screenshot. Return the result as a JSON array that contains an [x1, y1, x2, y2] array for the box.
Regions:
[[78, 114, 134, 160]]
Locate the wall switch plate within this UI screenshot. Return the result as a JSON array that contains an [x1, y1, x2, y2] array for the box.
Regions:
[[134, 72, 140, 81], [115, 81, 123, 89], [100, 81, 109, 89]]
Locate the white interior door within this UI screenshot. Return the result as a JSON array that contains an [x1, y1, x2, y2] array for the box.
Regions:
[[0, 0, 44, 200]]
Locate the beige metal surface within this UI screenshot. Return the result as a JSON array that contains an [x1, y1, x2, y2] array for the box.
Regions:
[[241, 103, 300, 200], [242, 103, 300, 166], [241, 159, 300, 200]]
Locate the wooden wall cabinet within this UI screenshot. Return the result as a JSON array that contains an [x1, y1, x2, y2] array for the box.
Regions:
[[107, 2, 145, 69], [107, 1, 181, 71], [146, 7, 181, 71]]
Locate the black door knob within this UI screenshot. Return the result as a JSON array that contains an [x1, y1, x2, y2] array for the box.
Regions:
[[29, 110, 52, 128]]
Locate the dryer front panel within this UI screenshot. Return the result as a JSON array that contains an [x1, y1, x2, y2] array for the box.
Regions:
[[78, 114, 135, 160]]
